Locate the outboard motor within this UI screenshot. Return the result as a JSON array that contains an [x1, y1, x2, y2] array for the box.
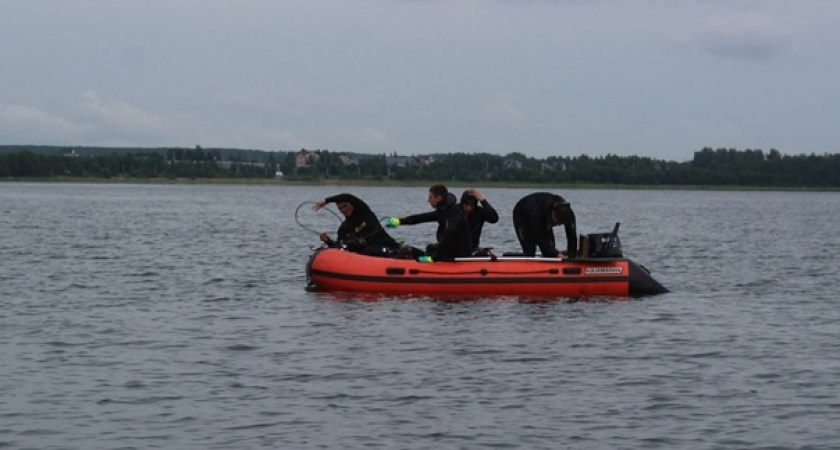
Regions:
[[582, 222, 623, 258]]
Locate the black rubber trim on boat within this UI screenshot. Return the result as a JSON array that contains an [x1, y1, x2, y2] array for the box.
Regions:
[[310, 269, 627, 286]]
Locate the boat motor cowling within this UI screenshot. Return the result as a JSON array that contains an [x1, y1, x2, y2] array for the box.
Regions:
[[581, 222, 624, 258]]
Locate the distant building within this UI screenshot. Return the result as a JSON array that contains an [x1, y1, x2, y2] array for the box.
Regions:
[[295, 149, 320, 167], [416, 155, 435, 166], [386, 156, 410, 167], [385, 155, 435, 168], [503, 159, 523, 169], [338, 154, 358, 166]]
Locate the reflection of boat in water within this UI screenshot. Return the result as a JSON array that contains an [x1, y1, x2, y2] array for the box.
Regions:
[[306, 225, 668, 298]]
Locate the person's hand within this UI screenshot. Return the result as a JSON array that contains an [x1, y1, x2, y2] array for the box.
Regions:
[[467, 188, 485, 201], [385, 217, 400, 228], [319, 232, 330, 242], [312, 200, 326, 211]]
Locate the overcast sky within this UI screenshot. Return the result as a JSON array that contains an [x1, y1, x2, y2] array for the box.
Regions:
[[2, 1, 838, 161]]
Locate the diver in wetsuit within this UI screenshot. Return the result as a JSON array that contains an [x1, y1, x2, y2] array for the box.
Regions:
[[386, 184, 472, 261], [313, 193, 399, 257], [512, 192, 577, 258], [459, 188, 499, 251]]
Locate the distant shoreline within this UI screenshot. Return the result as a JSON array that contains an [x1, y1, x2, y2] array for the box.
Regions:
[[2, 176, 838, 192]]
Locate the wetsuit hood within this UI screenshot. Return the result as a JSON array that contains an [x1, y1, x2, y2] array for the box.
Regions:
[[460, 191, 478, 206]]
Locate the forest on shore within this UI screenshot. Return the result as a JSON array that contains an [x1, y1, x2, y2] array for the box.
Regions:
[[1, 145, 839, 189]]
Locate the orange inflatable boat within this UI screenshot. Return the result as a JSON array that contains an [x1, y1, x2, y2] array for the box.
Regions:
[[306, 248, 668, 298]]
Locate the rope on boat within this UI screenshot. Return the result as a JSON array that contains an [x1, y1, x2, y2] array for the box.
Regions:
[[295, 201, 342, 236], [405, 268, 560, 276]]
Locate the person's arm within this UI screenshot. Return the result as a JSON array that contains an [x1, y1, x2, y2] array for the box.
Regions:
[[312, 194, 357, 242], [467, 189, 498, 223], [320, 220, 352, 247], [398, 210, 437, 226], [324, 193, 372, 215], [534, 229, 559, 257], [313, 193, 353, 211], [468, 189, 498, 223], [479, 199, 499, 224], [563, 210, 578, 258]]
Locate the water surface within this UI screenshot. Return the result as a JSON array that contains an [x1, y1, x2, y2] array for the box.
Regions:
[[2, 183, 839, 449]]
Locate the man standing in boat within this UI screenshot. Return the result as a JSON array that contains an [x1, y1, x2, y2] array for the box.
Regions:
[[312, 193, 400, 257], [459, 188, 499, 252], [385, 184, 472, 261], [512, 192, 577, 258]]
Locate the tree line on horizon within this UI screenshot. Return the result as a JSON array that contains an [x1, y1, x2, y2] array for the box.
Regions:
[[1, 145, 839, 188]]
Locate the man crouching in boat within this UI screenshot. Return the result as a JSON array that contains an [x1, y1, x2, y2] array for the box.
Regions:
[[385, 184, 472, 261], [512, 192, 577, 259], [313, 193, 401, 257]]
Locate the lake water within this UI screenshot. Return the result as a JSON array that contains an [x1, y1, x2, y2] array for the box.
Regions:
[[2, 182, 839, 449]]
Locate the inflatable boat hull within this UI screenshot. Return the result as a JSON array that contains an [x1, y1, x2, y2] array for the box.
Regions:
[[306, 248, 667, 298]]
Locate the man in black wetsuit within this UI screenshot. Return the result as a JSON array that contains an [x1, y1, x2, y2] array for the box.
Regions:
[[312, 193, 400, 257], [512, 192, 577, 258], [459, 188, 499, 251], [386, 184, 471, 261]]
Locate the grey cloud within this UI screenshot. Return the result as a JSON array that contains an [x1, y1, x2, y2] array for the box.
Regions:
[[702, 30, 792, 61], [696, 13, 794, 62]]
